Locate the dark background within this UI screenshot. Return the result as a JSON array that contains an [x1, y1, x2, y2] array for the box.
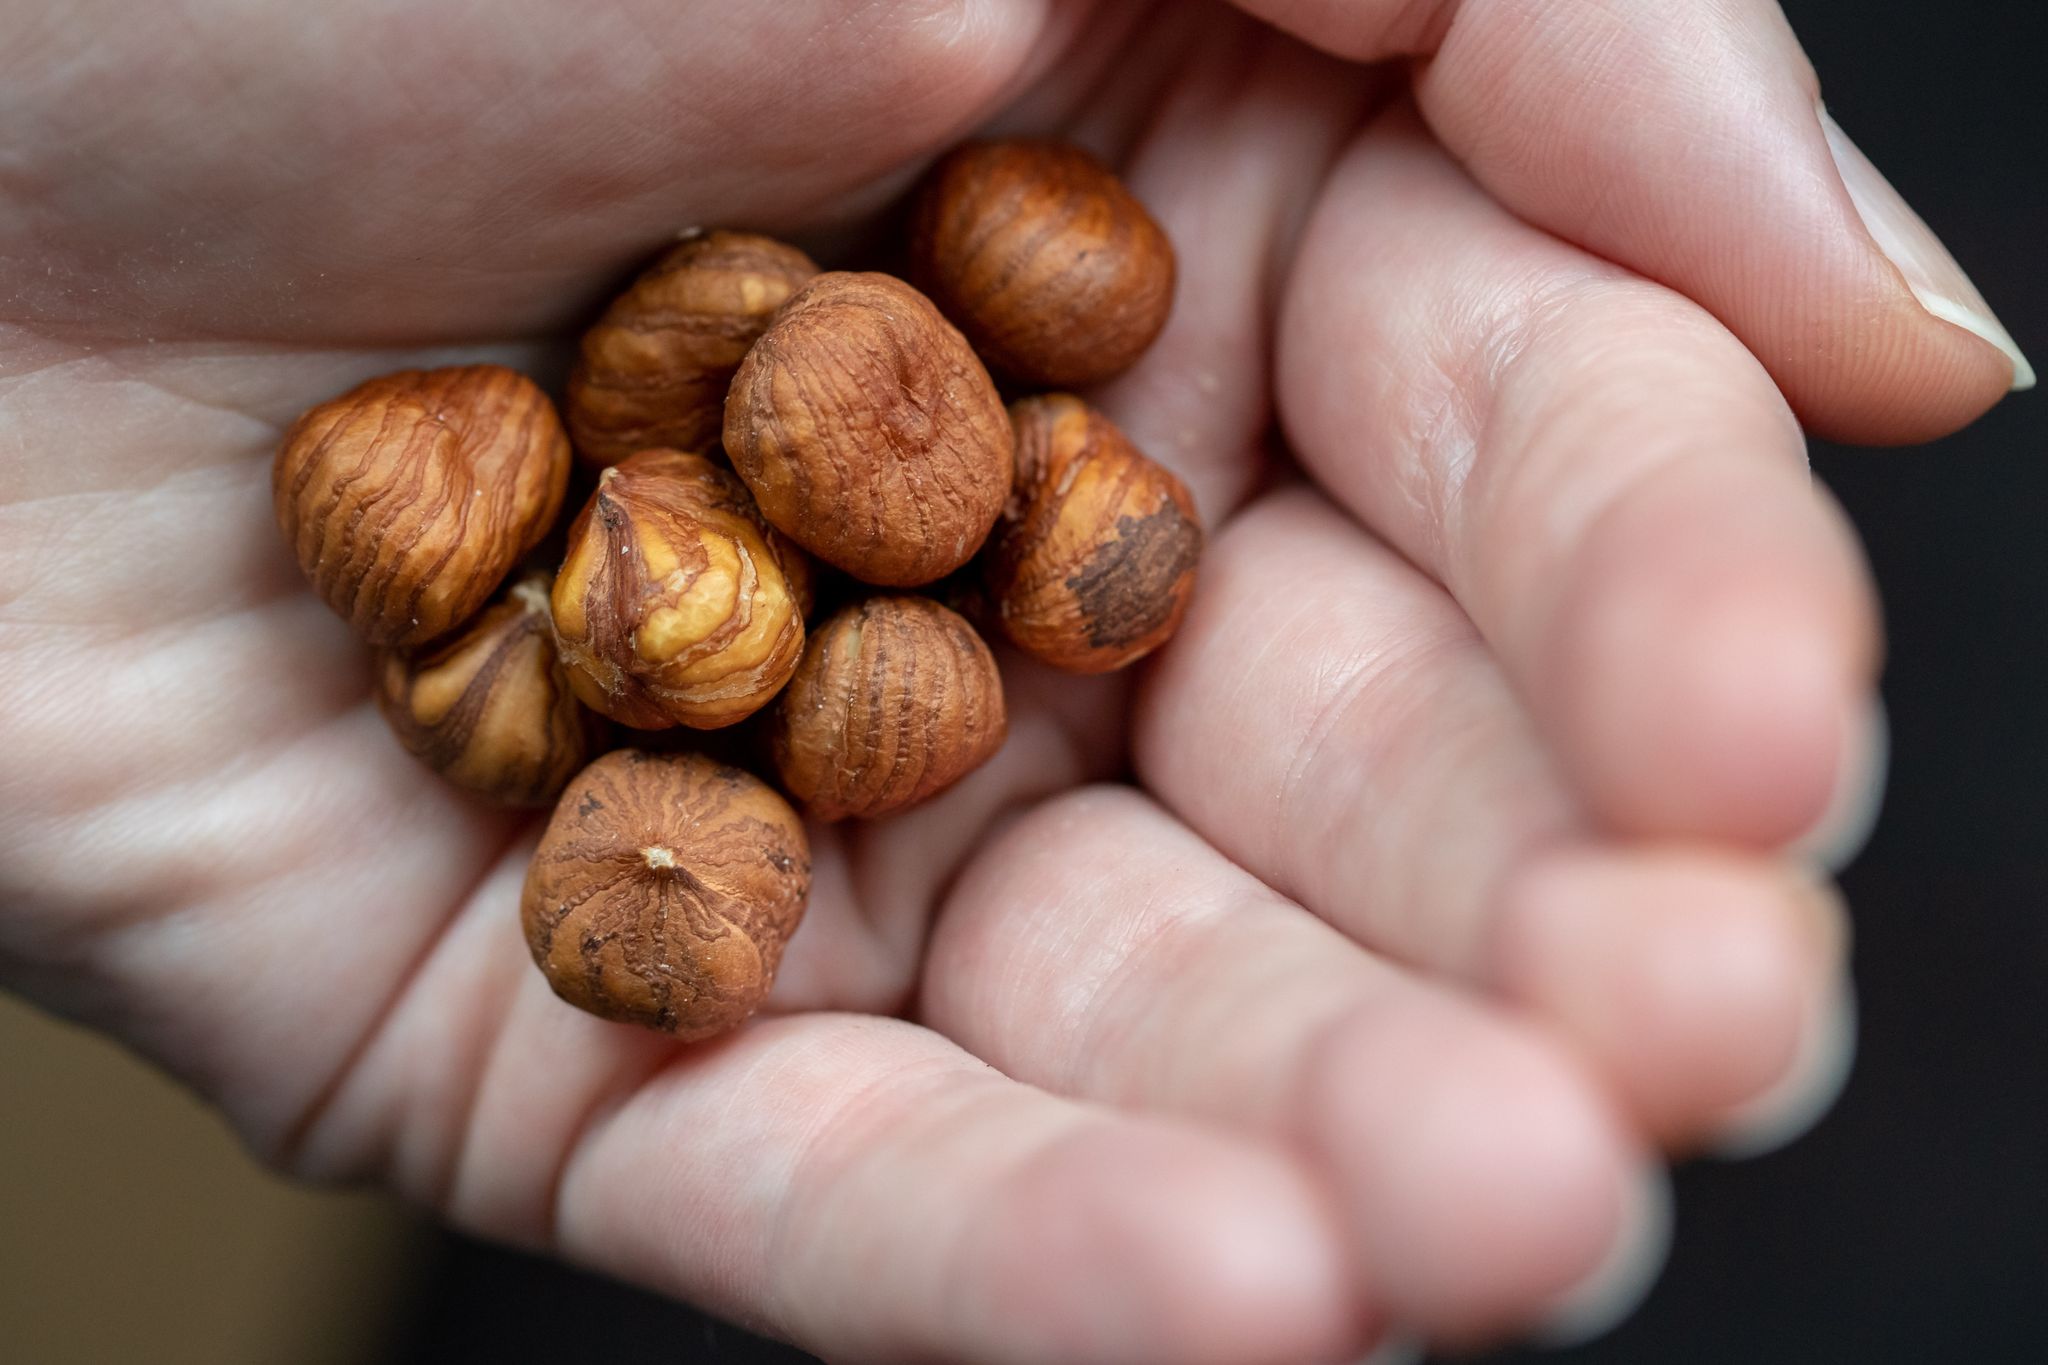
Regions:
[[384, 0, 2048, 1360]]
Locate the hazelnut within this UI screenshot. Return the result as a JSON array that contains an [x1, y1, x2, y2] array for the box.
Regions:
[[926, 564, 998, 636], [274, 365, 571, 646], [986, 395, 1202, 673], [521, 749, 810, 1041], [374, 572, 604, 806], [723, 272, 1013, 587], [552, 449, 809, 730], [909, 140, 1175, 387], [769, 596, 1006, 820], [566, 231, 819, 467]]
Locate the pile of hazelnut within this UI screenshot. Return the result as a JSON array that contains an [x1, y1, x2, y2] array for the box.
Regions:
[[273, 141, 1198, 1041]]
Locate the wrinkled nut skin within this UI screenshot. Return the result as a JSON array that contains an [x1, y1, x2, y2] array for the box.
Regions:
[[274, 365, 571, 646], [723, 272, 1013, 587], [374, 573, 604, 807], [566, 232, 819, 467], [988, 395, 1202, 673], [770, 596, 1007, 820], [553, 449, 808, 730], [910, 140, 1175, 388], [521, 750, 810, 1041]]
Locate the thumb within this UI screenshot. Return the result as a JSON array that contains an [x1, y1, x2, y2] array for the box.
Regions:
[[1231, 0, 2031, 444], [1820, 105, 2034, 395]]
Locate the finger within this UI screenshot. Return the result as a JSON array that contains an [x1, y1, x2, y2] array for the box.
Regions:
[[1131, 487, 1849, 1145], [925, 785, 1659, 1344], [291, 899, 1363, 1365], [1085, 13, 1380, 518], [554, 1019, 1358, 1365], [1278, 107, 1882, 847], [1489, 846, 1857, 1158], [1231, 0, 2030, 438]]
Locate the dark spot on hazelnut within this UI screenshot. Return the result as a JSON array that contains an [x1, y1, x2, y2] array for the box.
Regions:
[[1067, 504, 1203, 650]]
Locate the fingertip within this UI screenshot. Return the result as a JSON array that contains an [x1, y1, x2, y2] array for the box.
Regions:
[[1605, 599, 1842, 841], [1307, 1000, 1643, 1343], [1788, 293, 2024, 447], [1805, 107, 2034, 441], [1706, 973, 1859, 1159], [1493, 849, 1847, 1145], [1786, 695, 1889, 874], [968, 1122, 1366, 1365], [1555, 463, 1878, 846], [1532, 1162, 1673, 1347]]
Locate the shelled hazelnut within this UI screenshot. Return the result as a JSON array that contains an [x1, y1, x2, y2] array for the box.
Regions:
[[374, 572, 604, 806], [910, 140, 1175, 387], [985, 395, 1202, 673], [769, 595, 1007, 820], [552, 449, 809, 730], [273, 365, 570, 645], [566, 231, 819, 467], [266, 135, 1200, 1047], [724, 272, 1013, 587], [521, 749, 810, 1040]]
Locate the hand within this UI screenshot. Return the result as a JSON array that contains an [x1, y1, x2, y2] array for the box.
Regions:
[[0, 2, 2025, 1361]]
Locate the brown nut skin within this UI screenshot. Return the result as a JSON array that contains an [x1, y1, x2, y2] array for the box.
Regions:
[[723, 272, 1013, 587], [926, 564, 998, 637], [521, 749, 810, 1041], [275, 366, 571, 646], [909, 140, 1175, 388], [769, 596, 1006, 821], [374, 573, 605, 807], [552, 449, 809, 731], [987, 395, 1202, 673], [566, 232, 819, 467]]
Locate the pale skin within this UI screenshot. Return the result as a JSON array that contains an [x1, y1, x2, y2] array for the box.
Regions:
[[0, 1, 2029, 1361]]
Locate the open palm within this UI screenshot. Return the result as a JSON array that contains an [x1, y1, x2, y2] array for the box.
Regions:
[[0, 2, 2025, 1361]]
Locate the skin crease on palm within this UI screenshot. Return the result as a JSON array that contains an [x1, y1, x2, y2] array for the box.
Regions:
[[0, 0, 2028, 1361]]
